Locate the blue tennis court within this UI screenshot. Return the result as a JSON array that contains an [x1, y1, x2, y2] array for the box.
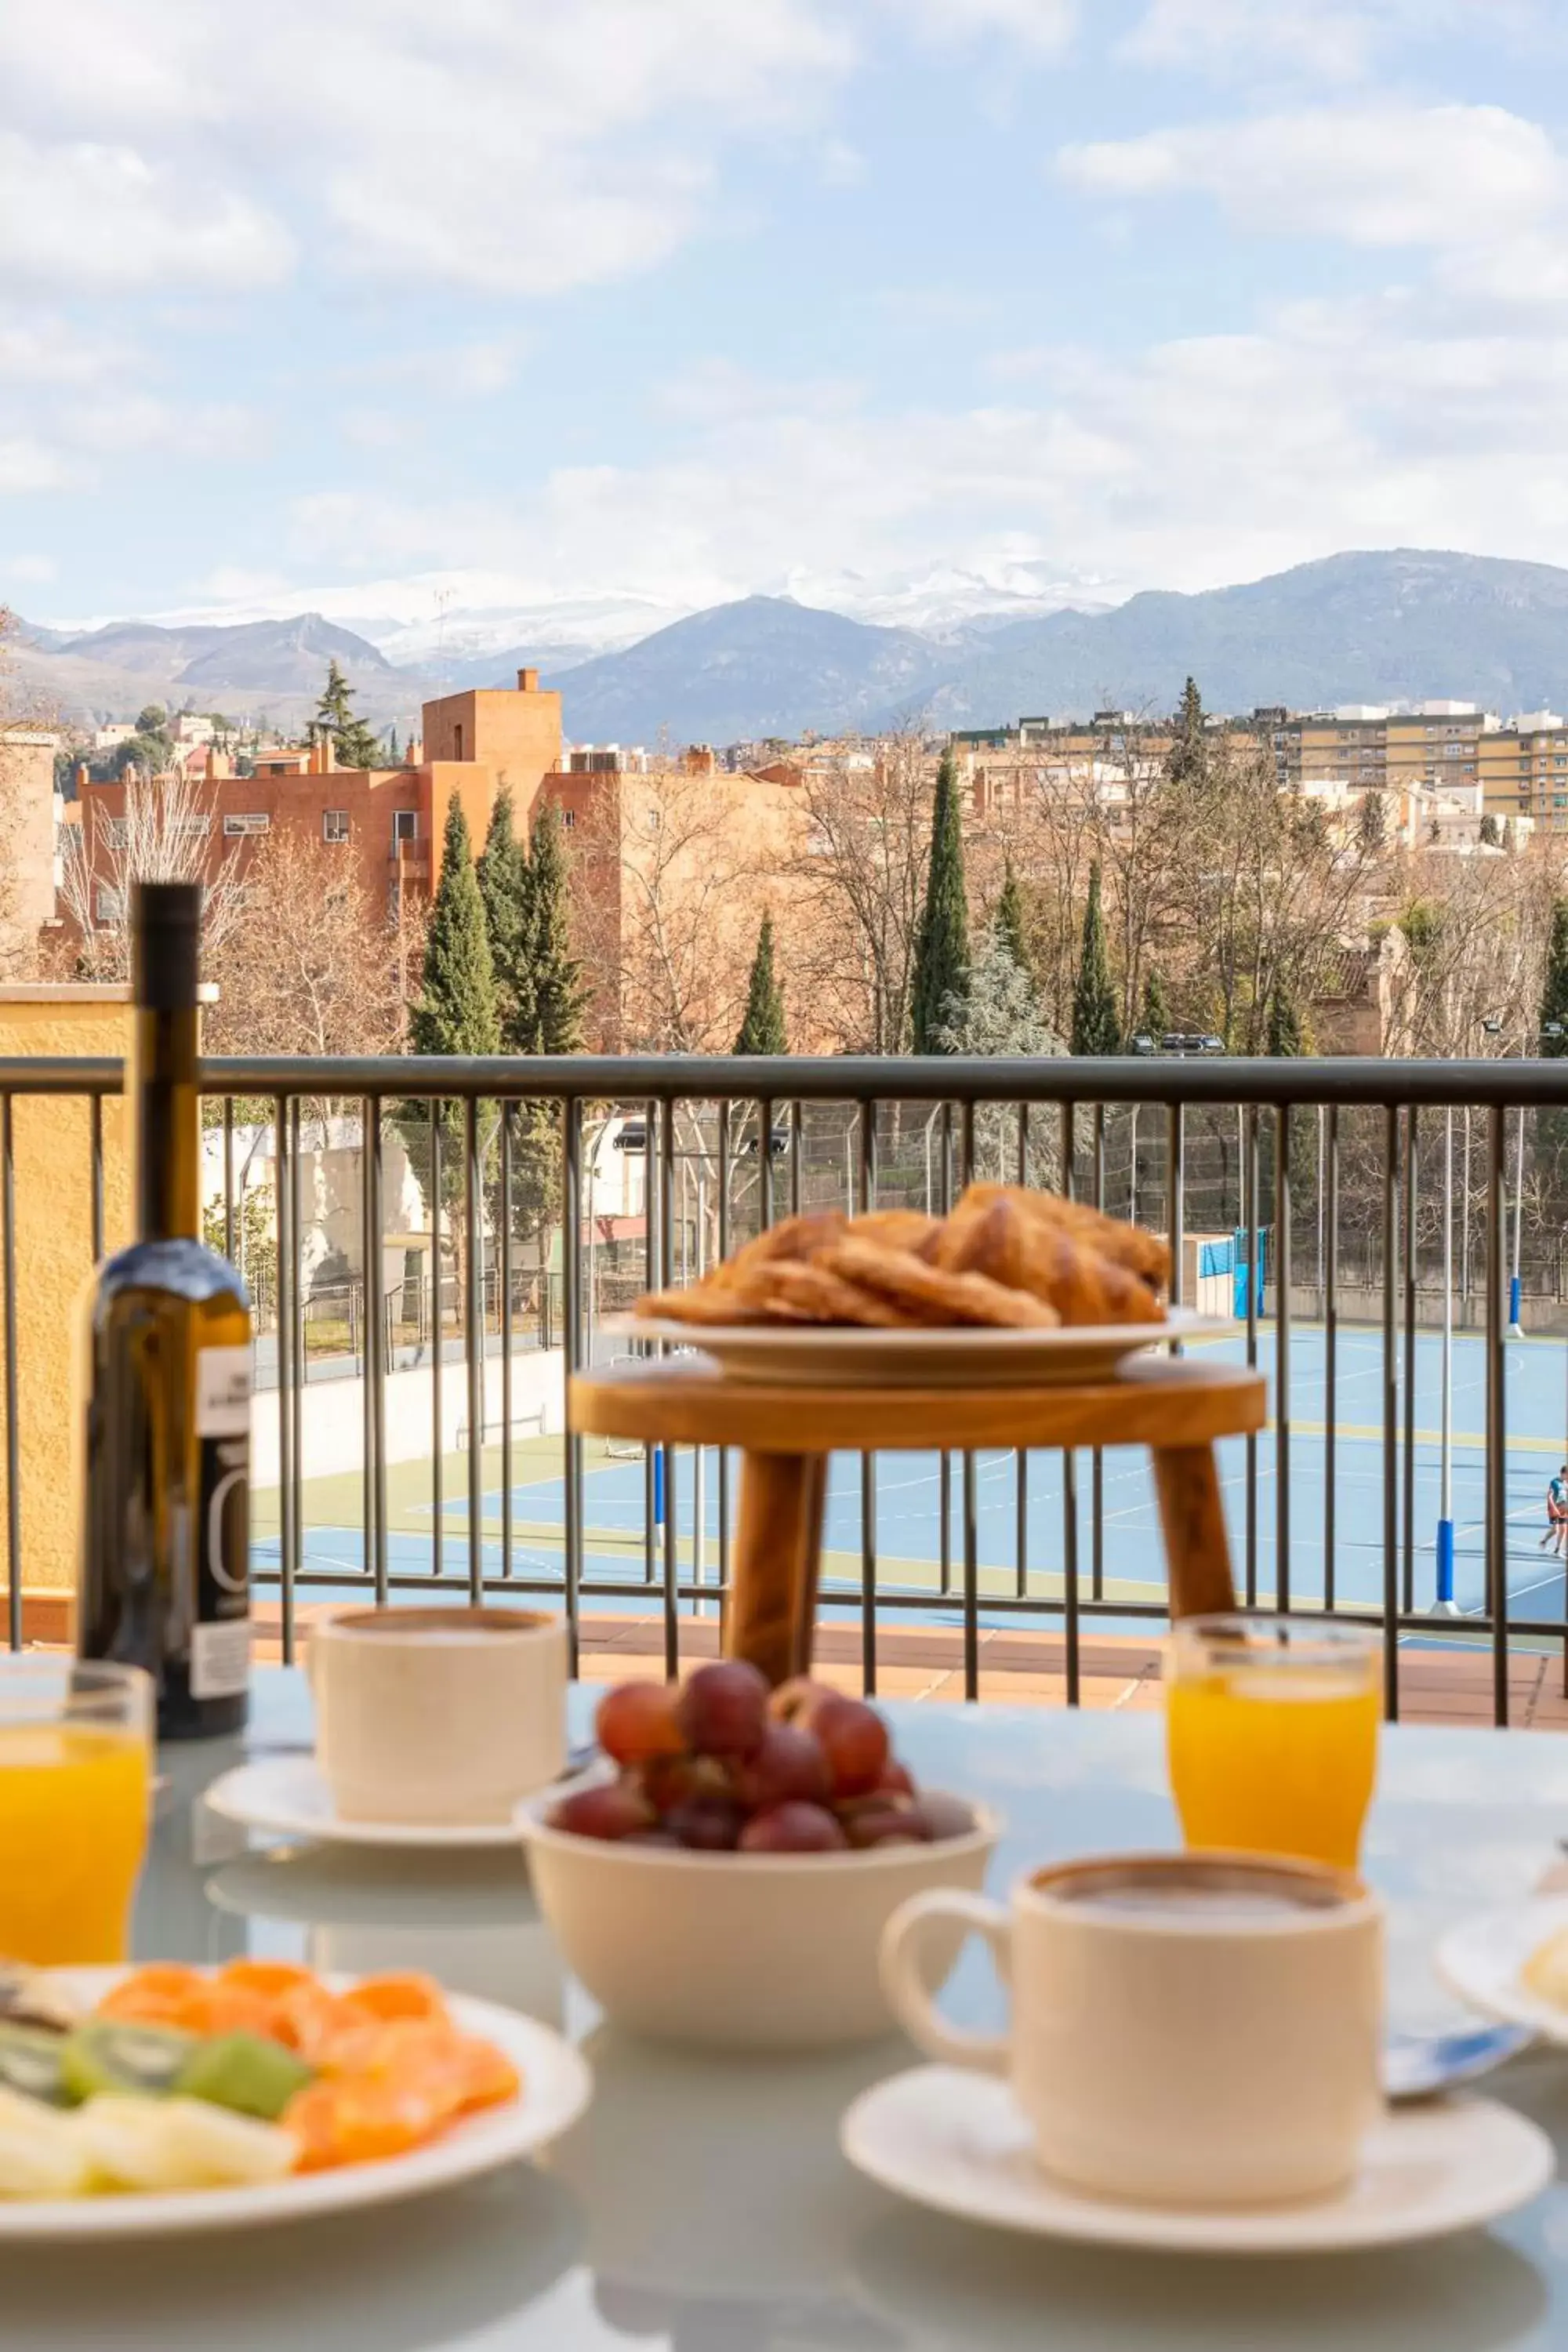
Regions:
[[258, 1327, 1568, 1643]]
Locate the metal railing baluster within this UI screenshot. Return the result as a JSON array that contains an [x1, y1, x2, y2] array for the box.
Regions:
[[562, 1098, 583, 1674], [1324, 1104, 1338, 1613], [1382, 1106, 1399, 1720], [1245, 1104, 1258, 1606], [1403, 1106, 1417, 1617], [367, 1095, 387, 1603], [2, 1097, 16, 1652], [430, 1103, 443, 1579], [274, 1094, 296, 1661], [858, 1098, 877, 1697], [960, 1100, 978, 1702], [660, 1091, 678, 1678], [1486, 1105, 1508, 1727], [1061, 1100, 1080, 1707], [1275, 1102, 1291, 1616], [1015, 1102, 1029, 1602], [464, 1094, 484, 1606], [1091, 1102, 1105, 1606], [499, 1102, 514, 1580], [643, 1094, 657, 1599]]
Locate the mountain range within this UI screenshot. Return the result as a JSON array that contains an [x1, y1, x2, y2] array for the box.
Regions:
[[15, 549, 1568, 744]]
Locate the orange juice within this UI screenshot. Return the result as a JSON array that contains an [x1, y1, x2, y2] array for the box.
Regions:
[[0, 1724, 151, 1963], [1167, 1668, 1378, 1871]]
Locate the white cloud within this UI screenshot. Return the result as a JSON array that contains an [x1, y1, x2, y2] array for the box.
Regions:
[[0, 136, 292, 292], [0, 310, 124, 387], [1117, 1, 1512, 82], [0, 0, 856, 298], [0, 437, 76, 494], [58, 396, 260, 459], [1059, 103, 1563, 252], [890, 0, 1075, 52]]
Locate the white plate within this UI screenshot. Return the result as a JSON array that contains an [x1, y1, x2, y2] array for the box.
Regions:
[[618, 1308, 1223, 1389], [1439, 1896, 1568, 2039], [0, 1969, 591, 2240], [204, 1755, 526, 1851], [840, 2067, 1554, 2254]]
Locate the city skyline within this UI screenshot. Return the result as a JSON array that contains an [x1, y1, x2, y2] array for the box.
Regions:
[[3, 1, 1568, 633]]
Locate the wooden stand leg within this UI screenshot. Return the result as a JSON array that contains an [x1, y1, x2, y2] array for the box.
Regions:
[[1152, 1443, 1238, 1621], [727, 1450, 828, 1686]]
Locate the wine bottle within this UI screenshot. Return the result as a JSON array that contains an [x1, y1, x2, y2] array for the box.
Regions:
[[77, 881, 252, 1738]]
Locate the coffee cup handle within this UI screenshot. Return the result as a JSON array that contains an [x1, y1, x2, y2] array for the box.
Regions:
[[880, 1889, 1011, 2074]]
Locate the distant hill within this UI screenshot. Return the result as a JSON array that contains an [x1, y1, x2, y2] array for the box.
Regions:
[[554, 595, 949, 745], [6, 613, 434, 731], [20, 550, 1568, 744], [921, 550, 1568, 728]]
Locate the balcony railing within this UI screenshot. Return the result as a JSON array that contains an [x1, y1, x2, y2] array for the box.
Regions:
[[5, 1051, 1568, 1726]]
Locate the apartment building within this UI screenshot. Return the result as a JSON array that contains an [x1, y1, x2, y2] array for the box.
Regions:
[[0, 730, 60, 975], [1477, 713, 1568, 831]]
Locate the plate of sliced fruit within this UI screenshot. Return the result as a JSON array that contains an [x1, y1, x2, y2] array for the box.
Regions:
[[0, 1958, 590, 2237]]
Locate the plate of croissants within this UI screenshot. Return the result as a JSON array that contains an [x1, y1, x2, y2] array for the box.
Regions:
[[626, 1181, 1225, 1387]]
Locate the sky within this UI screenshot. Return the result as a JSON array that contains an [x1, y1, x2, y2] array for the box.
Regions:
[[4, 0, 1568, 641]]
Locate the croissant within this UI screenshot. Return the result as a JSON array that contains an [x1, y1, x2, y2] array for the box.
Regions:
[[708, 1208, 847, 1289], [818, 1237, 1060, 1329], [933, 1196, 1163, 1325], [743, 1258, 919, 1327], [950, 1183, 1171, 1291]]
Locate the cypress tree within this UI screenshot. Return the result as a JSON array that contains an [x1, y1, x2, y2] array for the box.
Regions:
[[1166, 676, 1207, 788], [735, 912, 787, 1054], [314, 658, 382, 770], [411, 794, 499, 1057], [910, 750, 969, 1052], [1138, 964, 1171, 1047], [525, 801, 587, 1055], [1070, 863, 1121, 1056], [1541, 899, 1568, 1052], [1267, 975, 1304, 1057], [993, 862, 1029, 973], [477, 786, 536, 1052]]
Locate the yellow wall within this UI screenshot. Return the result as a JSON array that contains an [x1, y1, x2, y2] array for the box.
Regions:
[[0, 989, 131, 1610]]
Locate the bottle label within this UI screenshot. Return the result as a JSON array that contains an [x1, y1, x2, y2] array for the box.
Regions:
[[194, 1345, 250, 1697]]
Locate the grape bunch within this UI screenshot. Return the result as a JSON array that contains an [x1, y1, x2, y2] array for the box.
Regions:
[[549, 1663, 974, 1853]]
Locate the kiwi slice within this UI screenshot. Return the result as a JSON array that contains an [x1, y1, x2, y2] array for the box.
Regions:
[[176, 2032, 313, 2122], [60, 2022, 196, 2103], [0, 2022, 73, 2107]]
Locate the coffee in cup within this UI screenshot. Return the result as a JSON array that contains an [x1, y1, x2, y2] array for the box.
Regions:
[[310, 1606, 568, 1825], [880, 1850, 1382, 2206]]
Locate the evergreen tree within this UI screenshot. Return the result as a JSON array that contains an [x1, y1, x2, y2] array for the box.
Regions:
[[477, 786, 535, 1052], [1478, 811, 1500, 847], [524, 801, 587, 1056], [910, 750, 969, 1052], [734, 912, 787, 1054], [1502, 816, 1517, 853], [1356, 790, 1388, 854], [314, 659, 382, 770], [1540, 899, 1568, 1053], [388, 725, 401, 764], [410, 794, 499, 1058], [1070, 863, 1121, 1056], [1138, 964, 1171, 1048], [993, 862, 1029, 974], [1165, 677, 1208, 787], [395, 794, 499, 1305], [1267, 975, 1304, 1057]]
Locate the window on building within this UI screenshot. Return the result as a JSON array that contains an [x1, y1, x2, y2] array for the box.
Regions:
[[454, 724, 464, 761], [645, 808, 661, 831], [560, 808, 575, 828], [392, 809, 416, 841], [95, 884, 125, 923], [323, 809, 350, 842], [100, 817, 129, 848], [223, 812, 270, 837]]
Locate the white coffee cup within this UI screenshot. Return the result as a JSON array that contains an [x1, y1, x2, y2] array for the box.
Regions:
[[881, 1850, 1383, 2207], [309, 1606, 568, 1825]]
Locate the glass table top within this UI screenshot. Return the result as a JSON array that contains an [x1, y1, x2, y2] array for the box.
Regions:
[[4, 1669, 1568, 2350]]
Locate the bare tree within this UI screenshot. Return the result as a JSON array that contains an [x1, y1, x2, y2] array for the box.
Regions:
[[55, 765, 247, 981], [205, 827, 417, 1060], [766, 735, 932, 1053]]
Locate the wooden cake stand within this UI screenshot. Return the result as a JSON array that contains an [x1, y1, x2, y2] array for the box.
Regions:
[[568, 1352, 1268, 1686]]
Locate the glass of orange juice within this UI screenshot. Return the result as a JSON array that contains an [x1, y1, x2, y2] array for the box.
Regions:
[[0, 1658, 152, 1964], [1166, 1616, 1379, 1871]]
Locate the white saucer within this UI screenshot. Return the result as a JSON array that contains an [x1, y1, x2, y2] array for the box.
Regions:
[[1439, 1896, 1568, 2042], [840, 2067, 1554, 2253], [204, 1755, 526, 1850]]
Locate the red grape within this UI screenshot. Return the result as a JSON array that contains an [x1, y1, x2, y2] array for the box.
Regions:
[[638, 1751, 732, 1814], [550, 1781, 655, 1841], [731, 1723, 830, 1811], [768, 1675, 837, 1727], [812, 1696, 890, 1797], [739, 1801, 848, 1853], [840, 1800, 928, 1850], [909, 1791, 975, 1842], [596, 1681, 687, 1767], [666, 1796, 746, 1850], [676, 1661, 769, 1759], [877, 1759, 916, 1799]]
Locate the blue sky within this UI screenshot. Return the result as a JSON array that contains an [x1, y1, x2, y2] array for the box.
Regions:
[[2, 0, 1567, 641]]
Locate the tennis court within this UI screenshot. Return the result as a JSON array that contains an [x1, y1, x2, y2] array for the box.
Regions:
[[254, 1326, 1568, 1647]]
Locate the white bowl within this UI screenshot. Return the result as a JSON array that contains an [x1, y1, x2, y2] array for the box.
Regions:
[[516, 1780, 1000, 2049]]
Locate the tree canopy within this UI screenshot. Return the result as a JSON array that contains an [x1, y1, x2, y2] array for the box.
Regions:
[[1070, 862, 1121, 1055], [910, 749, 969, 1052], [315, 659, 382, 771], [735, 911, 787, 1054]]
